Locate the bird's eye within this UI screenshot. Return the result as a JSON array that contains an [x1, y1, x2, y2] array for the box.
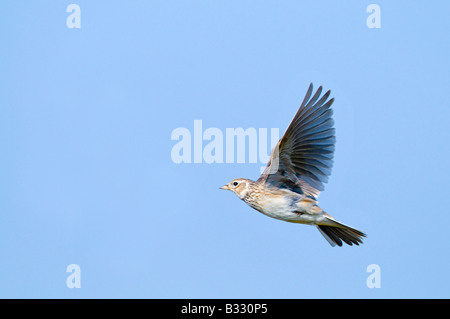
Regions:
[[233, 181, 239, 186]]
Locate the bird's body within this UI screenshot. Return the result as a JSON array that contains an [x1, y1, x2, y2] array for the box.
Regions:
[[235, 179, 321, 224], [221, 84, 366, 247]]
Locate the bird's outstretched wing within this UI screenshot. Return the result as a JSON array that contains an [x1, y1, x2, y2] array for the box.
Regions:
[[257, 83, 335, 199]]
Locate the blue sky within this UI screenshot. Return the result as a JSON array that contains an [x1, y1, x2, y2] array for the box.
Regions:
[[1, 1, 450, 298]]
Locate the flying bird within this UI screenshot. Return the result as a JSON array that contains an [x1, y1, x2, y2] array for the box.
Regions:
[[221, 83, 366, 246]]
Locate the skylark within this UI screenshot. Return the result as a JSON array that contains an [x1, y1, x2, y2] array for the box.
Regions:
[[221, 84, 366, 246]]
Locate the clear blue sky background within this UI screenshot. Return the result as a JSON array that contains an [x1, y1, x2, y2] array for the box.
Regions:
[[1, 1, 450, 298]]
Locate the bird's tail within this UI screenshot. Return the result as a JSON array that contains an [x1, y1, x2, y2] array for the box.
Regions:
[[316, 216, 366, 247]]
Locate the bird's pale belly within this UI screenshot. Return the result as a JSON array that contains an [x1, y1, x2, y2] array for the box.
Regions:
[[247, 195, 323, 225]]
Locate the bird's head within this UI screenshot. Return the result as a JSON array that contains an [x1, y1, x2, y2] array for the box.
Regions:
[[220, 178, 252, 199]]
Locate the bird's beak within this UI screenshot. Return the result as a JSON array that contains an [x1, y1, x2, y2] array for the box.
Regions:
[[220, 184, 230, 190]]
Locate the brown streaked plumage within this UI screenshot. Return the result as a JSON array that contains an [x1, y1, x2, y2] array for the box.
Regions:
[[221, 83, 366, 247]]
